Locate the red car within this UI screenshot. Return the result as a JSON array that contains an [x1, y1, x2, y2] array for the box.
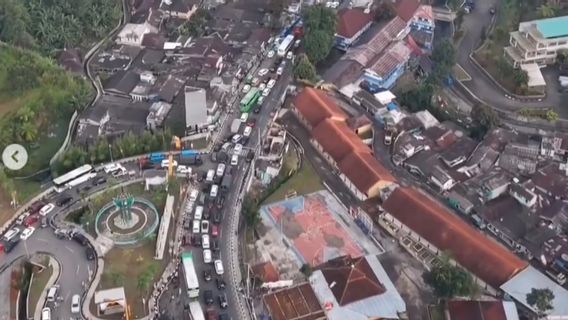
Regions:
[[24, 214, 39, 227], [247, 118, 257, 128], [211, 225, 219, 238]]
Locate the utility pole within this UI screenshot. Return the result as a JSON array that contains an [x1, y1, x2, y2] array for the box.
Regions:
[[108, 144, 114, 162]]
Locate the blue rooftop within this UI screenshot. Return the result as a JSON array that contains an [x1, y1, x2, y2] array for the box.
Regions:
[[536, 16, 568, 39]]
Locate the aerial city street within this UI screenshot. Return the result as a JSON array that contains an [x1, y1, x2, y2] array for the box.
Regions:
[[1, 0, 568, 319]]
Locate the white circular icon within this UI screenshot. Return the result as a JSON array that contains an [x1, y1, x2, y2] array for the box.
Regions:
[[2, 144, 28, 171]]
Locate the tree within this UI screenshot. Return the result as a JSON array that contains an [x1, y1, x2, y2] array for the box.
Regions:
[[398, 82, 435, 112], [268, 0, 287, 21], [242, 195, 260, 228], [375, 2, 396, 21], [537, 4, 559, 18], [446, 0, 462, 12], [429, 39, 456, 85], [302, 5, 337, 63], [526, 288, 554, 316], [294, 54, 317, 82], [424, 258, 477, 298], [470, 104, 499, 139], [300, 263, 313, 277]]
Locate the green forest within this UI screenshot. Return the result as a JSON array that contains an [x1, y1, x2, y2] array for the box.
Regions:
[[0, 0, 121, 55], [0, 46, 92, 175]]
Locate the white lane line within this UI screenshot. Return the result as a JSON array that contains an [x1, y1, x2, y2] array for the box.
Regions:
[[76, 264, 80, 275], [65, 245, 74, 254], [36, 238, 48, 243]]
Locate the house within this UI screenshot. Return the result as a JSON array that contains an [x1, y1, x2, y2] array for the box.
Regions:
[[446, 300, 520, 320], [94, 287, 127, 315], [183, 85, 226, 132], [531, 163, 568, 199], [541, 136, 563, 158], [446, 190, 474, 215], [154, 75, 186, 103], [92, 47, 141, 74], [116, 22, 158, 47], [263, 283, 327, 320], [158, 0, 199, 20], [479, 171, 511, 201], [146, 101, 172, 130], [430, 165, 455, 191], [509, 183, 537, 208], [408, 4, 435, 51], [335, 8, 373, 51], [381, 186, 528, 289], [104, 71, 140, 96], [362, 40, 412, 89], [292, 88, 396, 200], [309, 255, 406, 320]]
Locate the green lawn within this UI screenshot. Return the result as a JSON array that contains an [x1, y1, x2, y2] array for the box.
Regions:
[[28, 265, 53, 317], [263, 153, 324, 205], [98, 240, 165, 318]]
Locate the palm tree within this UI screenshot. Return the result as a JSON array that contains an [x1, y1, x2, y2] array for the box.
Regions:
[[538, 4, 559, 18]]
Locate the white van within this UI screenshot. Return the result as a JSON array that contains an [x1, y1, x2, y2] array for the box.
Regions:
[[240, 113, 249, 123], [231, 134, 242, 144], [210, 185, 219, 198], [41, 307, 51, 320], [243, 126, 252, 137], [103, 163, 121, 174], [192, 220, 201, 234], [202, 234, 210, 249], [205, 169, 215, 183], [194, 206, 204, 220], [189, 189, 199, 202], [160, 159, 178, 168], [46, 286, 58, 302], [3, 228, 21, 241], [216, 163, 226, 177]]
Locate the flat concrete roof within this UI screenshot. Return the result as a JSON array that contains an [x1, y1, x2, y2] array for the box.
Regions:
[[536, 16, 568, 39]]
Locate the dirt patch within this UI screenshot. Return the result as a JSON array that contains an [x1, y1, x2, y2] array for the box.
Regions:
[[323, 232, 345, 248], [281, 211, 304, 239]]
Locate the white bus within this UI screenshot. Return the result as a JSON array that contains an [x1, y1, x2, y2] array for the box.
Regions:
[[66, 172, 98, 189], [189, 301, 205, 320], [181, 252, 200, 298], [53, 164, 94, 188], [277, 35, 295, 57]]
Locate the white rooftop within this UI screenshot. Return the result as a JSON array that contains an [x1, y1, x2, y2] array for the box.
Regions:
[[520, 63, 546, 88], [374, 90, 396, 105], [309, 255, 406, 320], [94, 287, 126, 304], [501, 266, 568, 319], [414, 110, 439, 129]]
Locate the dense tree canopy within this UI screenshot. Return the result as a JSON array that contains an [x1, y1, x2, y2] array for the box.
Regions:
[[526, 288, 554, 315], [0, 0, 121, 54], [424, 258, 477, 299], [470, 104, 499, 139], [302, 5, 337, 63], [294, 54, 317, 82]]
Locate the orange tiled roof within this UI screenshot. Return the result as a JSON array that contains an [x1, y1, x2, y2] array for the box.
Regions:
[[312, 119, 371, 162], [382, 187, 528, 288], [293, 88, 348, 127], [339, 152, 396, 191]]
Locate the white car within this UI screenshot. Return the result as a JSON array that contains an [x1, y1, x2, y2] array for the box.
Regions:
[[202, 234, 210, 249], [276, 66, 284, 76], [71, 294, 80, 314], [267, 50, 275, 58], [214, 260, 224, 275], [258, 83, 266, 91], [41, 307, 51, 320], [39, 204, 55, 216], [201, 220, 210, 234], [20, 227, 35, 240], [242, 84, 251, 93], [233, 144, 243, 155], [258, 68, 269, 77], [189, 189, 199, 202], [267, 79, 276, 89], [257, 96, 265, 105], [160, 159, 178, 168], [262, 88, 271, 97], [231, 155, 238, 166], [286, 51, 293, 60], [203, 249, 212, 263], [177, 165, 191, 175], [251, 77, 260, 86]]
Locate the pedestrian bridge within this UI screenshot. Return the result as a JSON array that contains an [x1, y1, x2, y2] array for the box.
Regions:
[[432, 7, 456, 21]]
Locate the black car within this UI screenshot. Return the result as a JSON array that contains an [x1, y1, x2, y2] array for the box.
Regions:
[[204, 290, 214, 305], [216, 277, 226, 290], [85, 247, 96, 260], [56, 196, 73, 207], [246, 150, 254, 162], [212, 239, 220, 252], [219, 314, 230, 320], [203, 269, 212, 281], [253, 107, 261, 114], [218, 293, 228, 309], [216, 196, 225, 209], [4, 239, 20, 253], [93, 177, 107, 186], [192, 234, 202, 247], [78, 185, 92, 194], [213, 211, 222, 224], [72, 233, 89, 246]]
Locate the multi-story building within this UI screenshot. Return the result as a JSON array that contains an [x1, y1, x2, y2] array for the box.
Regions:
[[505, 16, 568, 68]]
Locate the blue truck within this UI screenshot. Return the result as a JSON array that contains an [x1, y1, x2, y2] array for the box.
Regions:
[[179, 150, 202, 166]]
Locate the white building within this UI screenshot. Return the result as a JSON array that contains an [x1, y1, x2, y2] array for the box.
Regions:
[[116, 22, 158, 47]]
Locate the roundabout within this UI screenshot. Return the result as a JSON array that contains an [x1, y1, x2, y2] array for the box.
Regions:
[[94, 193, 159, 246]]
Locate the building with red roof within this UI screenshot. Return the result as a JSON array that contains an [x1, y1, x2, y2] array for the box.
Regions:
[[335, 8, 373, 51], [292, 88, 395, 200], [447, 300, 520, 320]]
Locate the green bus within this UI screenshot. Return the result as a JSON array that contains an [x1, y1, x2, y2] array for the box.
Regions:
[[240, 88, 260, 113]]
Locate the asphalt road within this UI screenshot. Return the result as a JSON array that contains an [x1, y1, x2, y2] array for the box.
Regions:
[[156, 50, 293, 320], [455, 0, 568, 116]]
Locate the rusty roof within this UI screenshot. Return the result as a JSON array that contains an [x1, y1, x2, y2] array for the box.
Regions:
[[382, 187, 528, 288], [339, 152, 396, 192], [312, 119, 371, 162], [293, 88, 348, 127], [336, 8, 373, 38], [447, 300, 512, 320], [251, 262, 280, 283], [317, 256, 386, 306], [263, 283, 327, 320]]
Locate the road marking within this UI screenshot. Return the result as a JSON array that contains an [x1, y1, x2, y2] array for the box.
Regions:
[[76, 264, 80, 274], [36, 238, 48, 244], [65, 245, 74, 254]]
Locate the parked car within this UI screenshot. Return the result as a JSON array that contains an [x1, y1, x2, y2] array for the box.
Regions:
[[203, 269, 212, 282], [262, 88, 271, 97], [204, 290, 214, 305], [253, 106, 261, 114], [56, 196, 73, 207], [39, 203, 55, 216], [211, 225, 219, 238], [72, 232, 89, 246], [267, 50, 275, 58], [218, 293, 228, 309], [267, 79, 276, 89], [242, 84, 251, 93], [203, 249, 212, 263], [233, 144, 243, 156], [214, 260, 224, 275], [85, 247, 96, 260], [15, 212, 30, 225], [20, 227, 35, 240], [71, 294, 81, 314], [212, 239, 220, 252], [258, 68, 269, 77], [93, 177, 107, 186], [216, 277, 226, 290], [24, 215, 39, 227]]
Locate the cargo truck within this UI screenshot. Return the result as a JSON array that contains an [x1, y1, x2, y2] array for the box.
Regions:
[[179, 150, 202, 166], [231, 118, 242, 134]]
